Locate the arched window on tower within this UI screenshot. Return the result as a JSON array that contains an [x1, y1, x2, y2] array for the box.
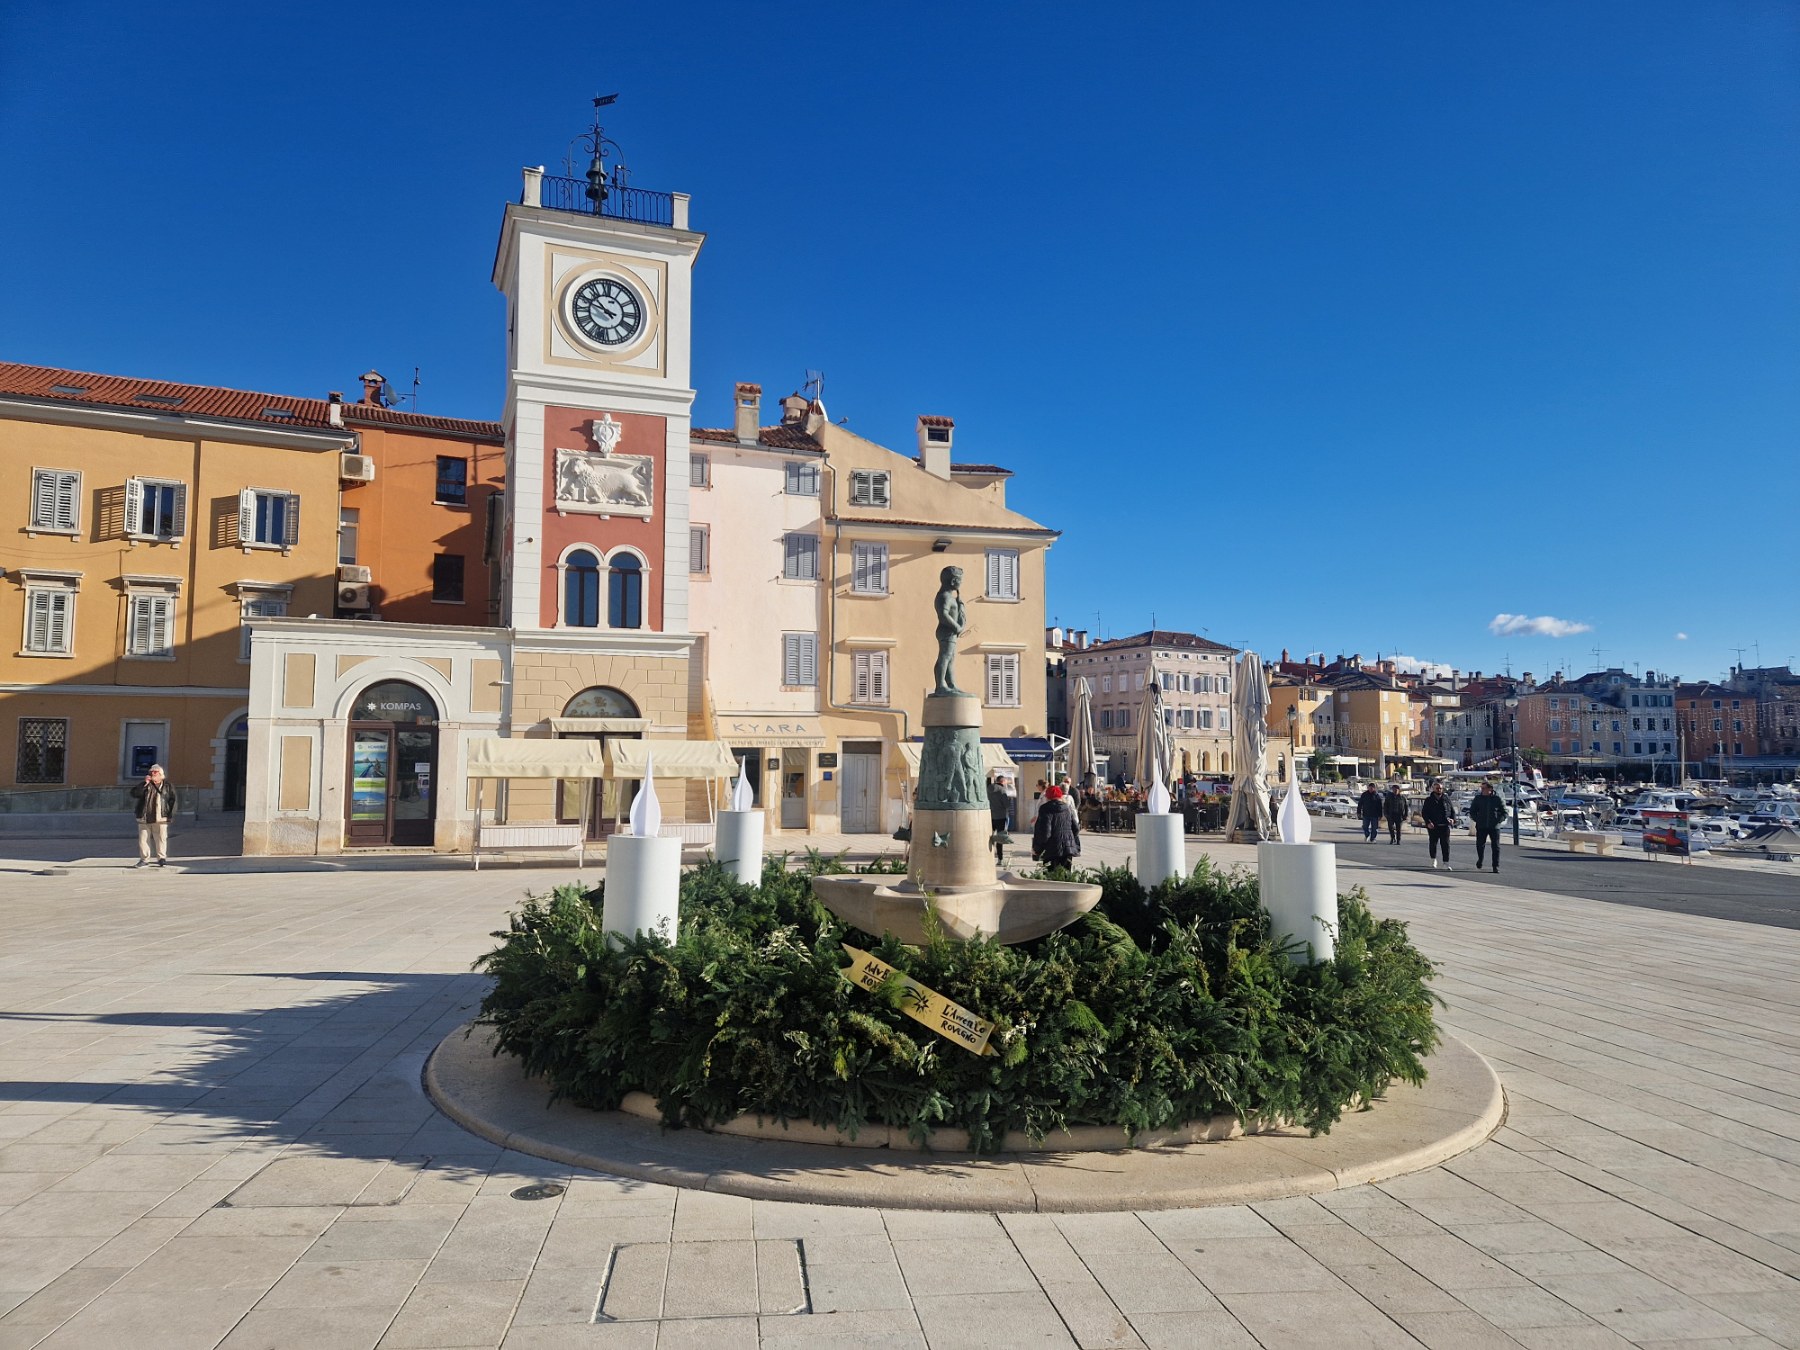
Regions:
[[608, 554, 643, 629], [565, 550, 600, 627]]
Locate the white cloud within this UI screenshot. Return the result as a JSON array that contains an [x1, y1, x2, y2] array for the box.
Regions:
[[1390, 654, 1455, 678], [1675, 632, 1689, 641], [1488, 613, 1592, 639]]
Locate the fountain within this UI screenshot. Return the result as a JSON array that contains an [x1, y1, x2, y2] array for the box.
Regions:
[[811, 565, 1102, 944]]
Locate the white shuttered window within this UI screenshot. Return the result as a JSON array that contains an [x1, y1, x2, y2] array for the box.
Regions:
[[985, 548, 1020, 600], [239, 489, 300, 547], [689, 526, 709, 574], [782, 533, 819, 580], [126, 593, 175, 659], [852, 651, 889, 705], [30, 469, 81, 532], [985, 653, 1020, 707], [782, 632, 818, 687], [23, 589, 74, 654], [125, 477, 188, 540], [848, 470, 889, 507], [850, 542, 888, 594]]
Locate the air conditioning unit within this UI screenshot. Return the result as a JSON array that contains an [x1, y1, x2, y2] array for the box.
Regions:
[[337, 582, 372, 611], [338, 565, 372, 584], [339, 453, 376, 483]]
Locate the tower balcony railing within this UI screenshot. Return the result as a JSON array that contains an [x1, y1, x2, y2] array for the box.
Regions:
[[529, 173, 677, 228]]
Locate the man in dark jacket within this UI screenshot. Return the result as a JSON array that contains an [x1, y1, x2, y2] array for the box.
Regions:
[[1031, 785, 1081, 870], [130, 764, 178, 868], [1468, 781, 1508, 873], [1382, 784, 1408, 844], [1357, 784, 1384, 842], [1420, 781, 1455, 870]]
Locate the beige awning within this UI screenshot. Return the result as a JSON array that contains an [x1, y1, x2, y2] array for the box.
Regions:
[[466, 738, 607, 779], [605, 739, 738, 779], [896, 742, 1018, 777], [549, 717, 651, 734]]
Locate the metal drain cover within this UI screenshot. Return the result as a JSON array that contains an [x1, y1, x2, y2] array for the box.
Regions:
[[511, 1183, 566, 1201]]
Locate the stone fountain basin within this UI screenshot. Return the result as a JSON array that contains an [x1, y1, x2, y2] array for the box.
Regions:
[[811, 873, 1103, 946]]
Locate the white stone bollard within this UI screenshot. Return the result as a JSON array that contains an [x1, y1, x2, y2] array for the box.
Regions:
[[1134, 812, 1187, 888], [714, 809, 765, 887], [601, 834, 683, 948], [1257, 841, 1339, 963]]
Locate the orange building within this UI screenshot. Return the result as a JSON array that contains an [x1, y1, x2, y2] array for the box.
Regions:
[[334, 373, 505, 627], [0, 363, 352, 812]]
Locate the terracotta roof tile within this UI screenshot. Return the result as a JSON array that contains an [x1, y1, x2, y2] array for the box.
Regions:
[[691, 425, 823, 451], [1083, 630, 1239, 655], [918, 415, 954, 427], [830, 515, 1058, 537], [0, 361, 502, 441]]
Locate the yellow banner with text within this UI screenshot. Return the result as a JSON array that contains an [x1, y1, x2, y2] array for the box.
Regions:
[[840, 944, 997, 1056]]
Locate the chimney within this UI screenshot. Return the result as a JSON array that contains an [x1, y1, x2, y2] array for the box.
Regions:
[[1075, 629, 1089, 649], [917, 415, 953, 479], [780, 393, 808, 425], [359, 371, 385, 406], [1281, 648, 1290, 663], [804, 399, 827, 437], [327, 391, 344, 429], [733, 383, 760, 444]]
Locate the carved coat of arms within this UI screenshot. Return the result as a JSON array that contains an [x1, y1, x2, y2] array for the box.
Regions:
[[553, 414, 655, 519]]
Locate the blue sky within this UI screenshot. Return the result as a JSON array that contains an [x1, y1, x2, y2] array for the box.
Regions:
[[3, 1, 1795, 685]]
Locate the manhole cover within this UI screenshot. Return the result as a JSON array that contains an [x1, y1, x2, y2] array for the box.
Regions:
[[511, 1183, 566, 1201], [599, 1239, 809, 1320]]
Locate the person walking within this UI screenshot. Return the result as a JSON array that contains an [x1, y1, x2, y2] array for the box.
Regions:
[[130, 764, 178, 868], [1383, 783, 1408, 844], [987, 772, 1016, 864], [1469, 781, 1508, 873], [1420, 780, 1456, 870], [1031, 785, 1082, 871], [1357, 783, 1384, 842]]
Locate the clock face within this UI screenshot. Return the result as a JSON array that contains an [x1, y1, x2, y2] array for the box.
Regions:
[[569, 277, 645, 347]]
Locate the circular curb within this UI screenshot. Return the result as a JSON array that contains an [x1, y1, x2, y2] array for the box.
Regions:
[[425, 1024, 1504, 1213]]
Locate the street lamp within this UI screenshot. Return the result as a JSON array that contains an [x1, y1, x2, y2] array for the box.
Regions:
[[1287, 704, 1299, 782], [1505, 697, 1521, 846]]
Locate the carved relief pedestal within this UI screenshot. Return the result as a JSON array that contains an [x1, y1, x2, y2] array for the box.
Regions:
[[910, 692, 992, 890]]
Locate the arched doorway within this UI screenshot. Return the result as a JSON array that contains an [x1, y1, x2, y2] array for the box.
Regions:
[[346, 679, 440, 847], [558, 686, 641, 839]]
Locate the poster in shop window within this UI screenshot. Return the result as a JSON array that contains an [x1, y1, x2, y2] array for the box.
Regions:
[[351, 735, 390, 821]]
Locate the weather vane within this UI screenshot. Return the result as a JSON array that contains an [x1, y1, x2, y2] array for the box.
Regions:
[[567, 93, 628, 211]]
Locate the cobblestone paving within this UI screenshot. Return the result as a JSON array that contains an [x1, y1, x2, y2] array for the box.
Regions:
[[1, 828, 1797, 1348]]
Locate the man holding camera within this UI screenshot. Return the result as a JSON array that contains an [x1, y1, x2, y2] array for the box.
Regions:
[[130, 764, 178, 868]]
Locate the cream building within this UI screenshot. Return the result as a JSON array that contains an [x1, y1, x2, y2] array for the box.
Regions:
[[1065, 631, 1240, 781]]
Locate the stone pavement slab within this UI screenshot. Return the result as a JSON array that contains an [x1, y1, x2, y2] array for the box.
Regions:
[[0, 827, 1796, 1347]]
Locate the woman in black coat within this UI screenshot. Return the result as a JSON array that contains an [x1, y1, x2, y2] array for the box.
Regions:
[[1031, 786, 1082, 870]]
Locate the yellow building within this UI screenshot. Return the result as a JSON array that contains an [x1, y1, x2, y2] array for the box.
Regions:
[[815, 415, 1058, 832], [1266, 677, 1330, 779], [0, 364, 352, 815]]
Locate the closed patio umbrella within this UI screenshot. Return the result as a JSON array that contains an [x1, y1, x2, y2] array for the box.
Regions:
[[1226, 651, 1273, 841], [1136, 675, 1176, 793], [1068, 676, 1098, 791]]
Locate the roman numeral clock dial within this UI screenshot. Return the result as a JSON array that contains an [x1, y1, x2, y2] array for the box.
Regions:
[[569, 277, 644, 347]]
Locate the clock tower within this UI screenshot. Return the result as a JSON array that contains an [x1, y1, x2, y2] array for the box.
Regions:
[[490, 106, 705, 762]]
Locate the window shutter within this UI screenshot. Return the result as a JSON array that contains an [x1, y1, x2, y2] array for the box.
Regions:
[[1003, 655, 1017, 706], [237, 488, 255, 543], [871, 651, 888, 705], [871, 472, 888, 506], [987, 654, 1002, 705], [169, 482, 188, 539], [28, 592, 52, 651], [689, 527, 707, 574], [153, 595, 172, 655], [283, 494, 300, 548], [851, 545, 867, 593], [33, 470, 78, 530], [801, 633, 817, 686], [986, 550, 1000, 597], [1004, 550, 1018, 598], [783, 634, 800, 686], [125, 477, 145, 536], [871, 544, 887, 593], [853, 653, 870, 703]]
